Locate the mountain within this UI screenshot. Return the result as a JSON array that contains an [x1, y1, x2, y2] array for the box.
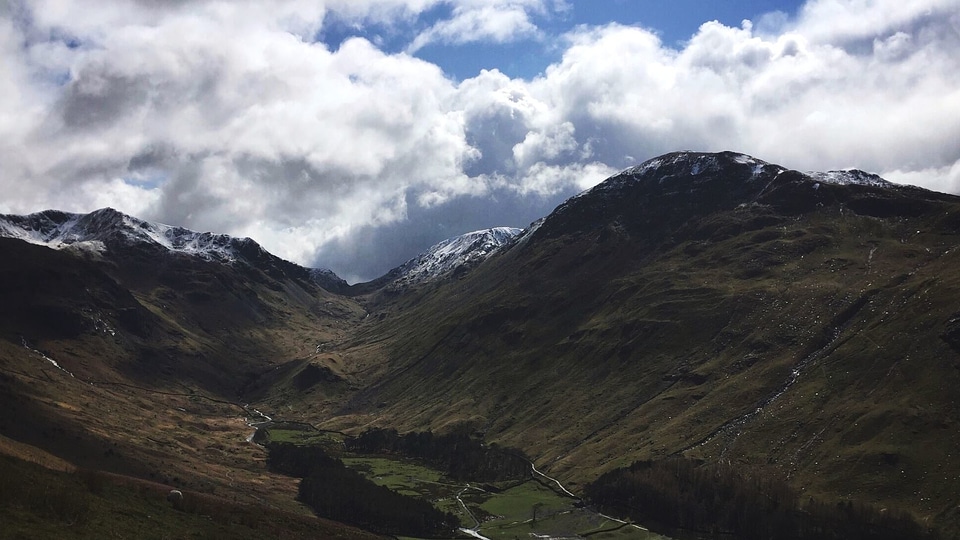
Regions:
[[4, 151, 960, 537], [0, 204, 369, 531], [391, 226, 522, 284], [349, 227, 522, 294], [0, 207, 349, 293], [319, 151, 960, 534], [0, 207, 242, 260]]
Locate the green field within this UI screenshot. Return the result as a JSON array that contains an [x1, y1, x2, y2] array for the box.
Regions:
[[470, 480, 667, 540], [257, 426, 347, 453], [341, 455, 670, 540], [342, 456, 465, 517]]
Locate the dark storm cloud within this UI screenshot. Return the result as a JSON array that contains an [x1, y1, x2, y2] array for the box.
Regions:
[[127, 144, 177, 172], [151, 157, 220, 229], [59, 71, 151, 129]]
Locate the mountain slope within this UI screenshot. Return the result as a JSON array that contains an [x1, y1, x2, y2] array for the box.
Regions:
[[320, 151, 960, 532], [0, 211, 368, 526]]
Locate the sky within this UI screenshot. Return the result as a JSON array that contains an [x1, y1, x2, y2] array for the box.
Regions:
[[1, 1, 959, 283]]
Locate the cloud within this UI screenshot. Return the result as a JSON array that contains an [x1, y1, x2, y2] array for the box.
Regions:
[[408, 3, 539, 52], [885, 159, 960, 195], [403, 0, 569, 52], [518, 1, 960, 177], [792, 0, 959, 46], [1, 0, 958, 282]]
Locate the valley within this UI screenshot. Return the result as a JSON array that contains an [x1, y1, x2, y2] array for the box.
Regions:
[[2, 152, 960, 538], [256, 424, 667, 540]]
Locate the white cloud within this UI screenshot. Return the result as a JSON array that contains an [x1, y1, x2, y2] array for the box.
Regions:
[[513, 160, 617, 196], [408, 3, 541, 52], [513, 121, 578, 170], [885, 159, 960, 195], [517, 1, 960, 178], [792, 0, 960, 45], [1, 0, 958, 281]]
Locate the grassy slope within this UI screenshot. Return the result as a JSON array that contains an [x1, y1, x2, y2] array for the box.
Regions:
[[320, 180, 960, 532], [0, 237, 375, 533], [0, 453, 382, 540]]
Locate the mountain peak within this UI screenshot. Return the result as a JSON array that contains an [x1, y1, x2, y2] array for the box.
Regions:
[[620, 151, 779, 179], [0, 207, 347, 291], [530, 150, 942, 245], [0, 207, 242, 262], [808, 169, 892, 188], [568, 151, 791, 209], [538, 151, 790, 240], [377, 227, 523, 289], [397, 227, 522, 284]]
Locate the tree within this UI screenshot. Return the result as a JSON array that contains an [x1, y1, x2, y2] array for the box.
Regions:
[[532, 502, 545, 523]]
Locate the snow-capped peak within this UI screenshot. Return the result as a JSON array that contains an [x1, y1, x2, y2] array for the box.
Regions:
[[389, 227, 523, 286], [585, 151, 786, 199], [807, 169, 892, 188], [0, 208, 346, 289], [619, 151, 780, 179], [0, 208, 245, 262]]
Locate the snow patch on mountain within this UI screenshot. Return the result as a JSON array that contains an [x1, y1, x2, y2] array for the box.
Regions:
[[593, 151, 787, 196], [573, 152, 898, 207], [513, 218, 545, 248], [0, 208, 345, 287], [808, 170, 892, 188], [390, 227, 522, 286], [309, 267, 344, 285], [0, 208, 244, 261]]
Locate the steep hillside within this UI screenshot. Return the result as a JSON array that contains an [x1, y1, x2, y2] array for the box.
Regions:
[[0, 214, 368, 532], [320, 152, 960, 532]]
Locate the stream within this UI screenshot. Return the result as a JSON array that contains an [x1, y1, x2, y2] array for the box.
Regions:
[[21, 336, 75, 378], [243, 406, 273, 443]]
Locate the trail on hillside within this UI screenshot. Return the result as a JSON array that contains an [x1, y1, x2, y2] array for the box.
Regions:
[[531, 462, 578, 498], [456, 484, 491, 540]]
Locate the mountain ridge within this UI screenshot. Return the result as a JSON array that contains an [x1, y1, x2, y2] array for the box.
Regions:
[[533, 151, 949, 244], [0, 208, 529, 295], [1, 152, 940, 296], [0, 207, 355, 293]]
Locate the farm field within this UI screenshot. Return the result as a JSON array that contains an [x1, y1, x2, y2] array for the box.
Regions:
[[342, 454, 669, 540]]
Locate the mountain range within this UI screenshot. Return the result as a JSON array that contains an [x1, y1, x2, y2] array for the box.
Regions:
[[2, 151, 960, 538]]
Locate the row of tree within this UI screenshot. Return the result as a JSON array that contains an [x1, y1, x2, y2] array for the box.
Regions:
[[346, 427, 531, 482], [583, 457, 939, 540], [265, 441, 458, 538]]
